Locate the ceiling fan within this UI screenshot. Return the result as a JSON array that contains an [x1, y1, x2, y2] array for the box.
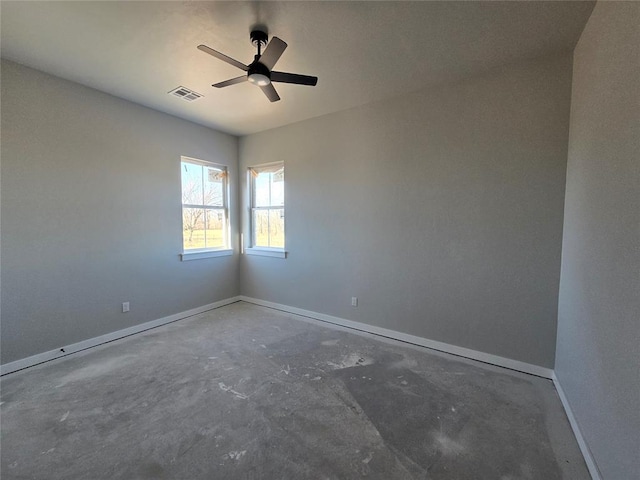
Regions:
[[198, 29, 318, 102]]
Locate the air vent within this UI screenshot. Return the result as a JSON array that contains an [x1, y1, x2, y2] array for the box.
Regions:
[[168, 86, 203, 102]]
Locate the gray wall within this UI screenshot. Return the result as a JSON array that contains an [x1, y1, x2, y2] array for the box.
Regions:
[[1, 60, 240, 364], [555, 2, 640, 479], [240, 54, 573, 369]]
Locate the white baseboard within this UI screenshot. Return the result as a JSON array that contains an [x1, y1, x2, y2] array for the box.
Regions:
[[552, 372, 601, 480], [238, 296, 554, 379], [0, 296, 241, 376]]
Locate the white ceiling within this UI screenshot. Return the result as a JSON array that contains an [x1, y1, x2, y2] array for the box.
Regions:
[[1, 1, 594, 136]]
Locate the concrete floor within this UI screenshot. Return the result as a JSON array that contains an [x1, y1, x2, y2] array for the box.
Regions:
[[1, 301, 589, 479]]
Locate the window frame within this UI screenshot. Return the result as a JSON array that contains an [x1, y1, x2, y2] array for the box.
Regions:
[[180, 156, 232, 260], [246, 161, 286, 258]]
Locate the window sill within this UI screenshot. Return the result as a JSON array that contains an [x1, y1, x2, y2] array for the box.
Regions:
[[180, 249, 233, 261], [245, 247, 287, 259]]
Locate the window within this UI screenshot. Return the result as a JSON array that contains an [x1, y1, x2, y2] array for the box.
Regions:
[[249, 162, 285, 252], [181, 157, 229, 253]]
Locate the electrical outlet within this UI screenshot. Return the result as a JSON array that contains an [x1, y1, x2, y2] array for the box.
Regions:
[[122, 302, 130, 313], [351, 297, 358, 307]]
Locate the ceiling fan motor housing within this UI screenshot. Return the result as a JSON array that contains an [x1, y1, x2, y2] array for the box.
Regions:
[[248, 58, 271, 86]]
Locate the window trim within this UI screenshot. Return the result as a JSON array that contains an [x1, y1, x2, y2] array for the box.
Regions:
[[180, 249, 233, 261], [248, 161, 285, 253], [244, 247, 287, 258], [180, 156, 230, 256]]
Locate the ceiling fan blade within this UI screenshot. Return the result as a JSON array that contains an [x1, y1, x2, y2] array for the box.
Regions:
[[260, 83, 280, 102], [259, 37, 287, 70], [212, 76, 247, 88], [271, 71, 318, 86], [197, 44, 248, 71]]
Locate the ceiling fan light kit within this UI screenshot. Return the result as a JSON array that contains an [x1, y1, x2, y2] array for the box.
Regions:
[[197, 28, 318, 102], [247, 62, 271, 87]]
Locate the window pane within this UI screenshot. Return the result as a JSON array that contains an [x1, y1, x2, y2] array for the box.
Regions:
[[181, 162, 203, 205], [252, 209, 270, 247], [205, 167, 224, 207], [183, 207, 205, 250], [205, 209, 225, 248], [253, 170, 284, 208], [252, 208, 284, 248], [254, 172, 271, 207], [269, 208, 285, 248], [271, 171, 284, 207]]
